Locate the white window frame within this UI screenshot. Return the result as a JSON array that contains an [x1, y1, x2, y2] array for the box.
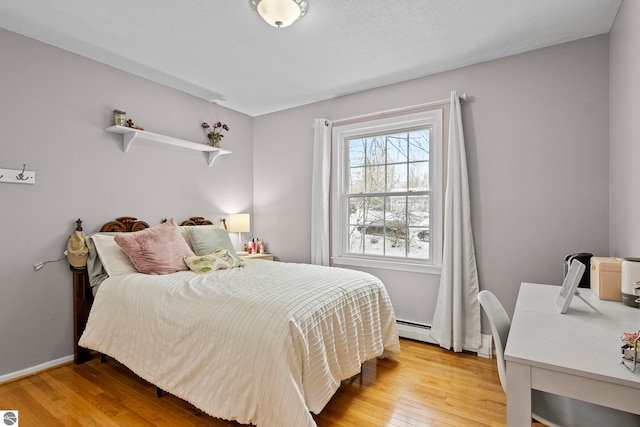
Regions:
[[331, 109, 443, 274]]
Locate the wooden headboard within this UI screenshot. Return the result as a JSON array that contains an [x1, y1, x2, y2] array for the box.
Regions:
[[177, 216, 226, 229], [99, 216, 150, 232], [71, 216, 216, 364]]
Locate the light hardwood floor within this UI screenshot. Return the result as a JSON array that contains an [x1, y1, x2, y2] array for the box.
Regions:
[[0, 339, 541, 426]]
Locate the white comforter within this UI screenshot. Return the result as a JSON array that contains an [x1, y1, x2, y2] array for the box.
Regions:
[[79, 260, 400, 427]]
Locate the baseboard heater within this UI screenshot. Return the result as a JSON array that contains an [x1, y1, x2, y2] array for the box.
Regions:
[[396, 319, 431, 329], [395, 319, 492, 358], [395, 319, 438, 345]]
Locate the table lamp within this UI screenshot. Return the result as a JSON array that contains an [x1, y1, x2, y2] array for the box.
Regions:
[[229, 213, 250, 255]]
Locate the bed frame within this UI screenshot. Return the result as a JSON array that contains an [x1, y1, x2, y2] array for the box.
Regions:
[[71, 216, 222, 364]]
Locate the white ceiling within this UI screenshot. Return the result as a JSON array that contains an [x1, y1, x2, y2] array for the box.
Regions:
[[0, 0, 621, 117]]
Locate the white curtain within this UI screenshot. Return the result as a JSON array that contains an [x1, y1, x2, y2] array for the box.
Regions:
[[311, 118, 332, 266], [431, 91, 481, 352]]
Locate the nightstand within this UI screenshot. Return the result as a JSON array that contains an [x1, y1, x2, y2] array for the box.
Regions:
[[241, 253, 274, 261]]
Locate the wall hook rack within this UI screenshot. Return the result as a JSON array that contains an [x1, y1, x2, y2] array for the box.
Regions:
[[0, 164, 36, 185], [16, 164, 29, 181]]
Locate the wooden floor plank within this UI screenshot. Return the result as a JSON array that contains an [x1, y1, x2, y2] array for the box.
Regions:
[[0, 339, 528, 426]]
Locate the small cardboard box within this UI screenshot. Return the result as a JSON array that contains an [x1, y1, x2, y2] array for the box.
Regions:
[[590, 257, 622, 301]]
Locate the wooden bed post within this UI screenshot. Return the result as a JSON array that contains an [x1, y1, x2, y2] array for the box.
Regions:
[[70, 218, 93, 364], [71, 264, 92, 364]]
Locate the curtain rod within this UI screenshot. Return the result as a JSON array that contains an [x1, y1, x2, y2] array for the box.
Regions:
[[330, 92, 468, 127]]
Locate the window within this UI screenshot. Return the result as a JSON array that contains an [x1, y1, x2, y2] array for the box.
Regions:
[[331, 109, 443, 273]]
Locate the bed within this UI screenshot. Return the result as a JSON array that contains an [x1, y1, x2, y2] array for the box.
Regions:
[[72, 216, 400, 427]]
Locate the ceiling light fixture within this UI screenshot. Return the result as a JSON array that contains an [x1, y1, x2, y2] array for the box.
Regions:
[[250, 0, 309, 28]]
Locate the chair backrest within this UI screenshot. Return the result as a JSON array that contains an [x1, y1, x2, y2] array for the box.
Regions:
[[477, 290, 511, 393]]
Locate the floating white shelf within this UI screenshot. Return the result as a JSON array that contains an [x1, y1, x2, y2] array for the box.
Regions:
[[105, 125, 231, 167]]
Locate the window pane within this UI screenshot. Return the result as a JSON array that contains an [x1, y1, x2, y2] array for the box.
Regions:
[[364, 196, 384, 256], [365, 137, 386, 166], [348, 196, 365, 225], [409, 129, 430, 162], [407, 195, 429, 227], [386, 134, 408, 164], [348, 139, 366, 167], [364, 196, 385, 226], [348, 225, 364, 253], [349, 196, 386, 256], [408, 227, 429, 258], [349, 167, 365, 193], [385, 196, 407, 225], [387, 163, 408, 192], [365, 165, 386, 193], [409, 196, 429, 260], [409, 162, 429, 191], [384, 230, 406, 257], [364, 230, 384, 256], [385, 196, 407, 256]]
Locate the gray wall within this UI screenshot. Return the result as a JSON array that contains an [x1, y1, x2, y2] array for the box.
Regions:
[[610, 0, 640, 257], [0, 25, 616, 377], [0, 28, 253, 376], [253, 35, 611, 327]]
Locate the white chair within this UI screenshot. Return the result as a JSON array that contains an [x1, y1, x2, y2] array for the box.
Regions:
[[477, 290, 640, 427]]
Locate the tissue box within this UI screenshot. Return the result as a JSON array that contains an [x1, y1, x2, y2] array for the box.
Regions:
[[590, 257, 622, 301]]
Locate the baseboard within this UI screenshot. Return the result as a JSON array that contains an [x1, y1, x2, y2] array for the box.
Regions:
[[0, 355, 74, 384], [396, 319, 439, 344], [0, 327, 493, 383], [478, 333, 493, 359], [396, 319, 492, 359]]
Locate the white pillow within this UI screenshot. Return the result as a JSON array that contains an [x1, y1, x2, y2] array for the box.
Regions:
[[91, 234, 138, 276], [179, 226, 192, 249]]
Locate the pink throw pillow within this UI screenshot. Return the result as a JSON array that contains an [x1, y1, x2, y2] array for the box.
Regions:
[[114, 218, 195, 275]]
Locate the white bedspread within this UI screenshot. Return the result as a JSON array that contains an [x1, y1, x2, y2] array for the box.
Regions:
[[79, 260, 400, 427]]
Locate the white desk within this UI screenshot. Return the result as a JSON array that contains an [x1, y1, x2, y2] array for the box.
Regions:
[[504, 283, 640, 426]]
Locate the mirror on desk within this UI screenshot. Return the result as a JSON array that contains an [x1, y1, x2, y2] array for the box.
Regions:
[[555, 260, 601, 314]]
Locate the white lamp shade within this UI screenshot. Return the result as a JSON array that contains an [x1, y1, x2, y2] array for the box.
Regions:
[[250, 0, 309, 28], [229, 214, 251, 233]]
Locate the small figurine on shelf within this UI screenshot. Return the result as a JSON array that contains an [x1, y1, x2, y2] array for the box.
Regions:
[[126, 118, 144, 131]]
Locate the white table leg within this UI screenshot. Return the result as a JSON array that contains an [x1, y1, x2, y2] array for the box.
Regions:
[[506, 360, 531, 426]]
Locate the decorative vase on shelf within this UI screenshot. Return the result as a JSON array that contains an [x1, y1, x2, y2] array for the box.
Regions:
[[202, 122, 228, 149]]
